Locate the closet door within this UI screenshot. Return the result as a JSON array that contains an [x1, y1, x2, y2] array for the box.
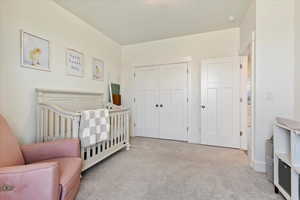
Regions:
[[134, 67, 160, 138], [159, 63, 188, 141]]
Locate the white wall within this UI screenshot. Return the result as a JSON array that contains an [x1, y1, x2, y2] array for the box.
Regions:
[[240, 0, 256, 53], [0, 0, 122, 144], [295, 0, 300, 120], [0, 3, 7, 117], [254, 0, 295, 171], [121, 28, 240, 143]]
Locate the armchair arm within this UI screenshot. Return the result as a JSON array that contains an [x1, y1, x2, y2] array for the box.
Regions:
[[0, 162, 59, 200], [21, 139, 80, 164]]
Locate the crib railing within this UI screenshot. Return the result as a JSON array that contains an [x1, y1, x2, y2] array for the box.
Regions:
[[37, 103, 130, 171]]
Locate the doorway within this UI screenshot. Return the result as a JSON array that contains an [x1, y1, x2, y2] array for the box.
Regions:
[[240, 32, 256, 163], [240, 55, 253, 152]]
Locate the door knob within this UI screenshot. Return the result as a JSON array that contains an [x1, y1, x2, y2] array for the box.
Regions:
[[201, 105, 206, 109], [155, 104, 159, 107], [160, 104, 163, 108]]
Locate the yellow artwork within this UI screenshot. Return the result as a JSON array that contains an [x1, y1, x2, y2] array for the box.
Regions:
[[30, 48, 42, 66], [21, 31, 50, 71]]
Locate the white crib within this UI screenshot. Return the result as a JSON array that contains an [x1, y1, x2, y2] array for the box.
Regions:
[[36, 89, 130, 171]]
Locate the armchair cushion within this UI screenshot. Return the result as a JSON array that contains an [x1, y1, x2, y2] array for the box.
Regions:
[[21, 139, 80, 164], [0, 162, 60, 200], [0, 113, 82, 200], [0, 115, 25, 167], [36, 157, 82, 200]]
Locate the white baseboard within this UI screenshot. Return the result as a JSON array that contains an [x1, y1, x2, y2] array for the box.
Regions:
[[251, 160, 266, 172]]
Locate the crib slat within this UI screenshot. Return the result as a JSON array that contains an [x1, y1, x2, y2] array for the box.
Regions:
[[115, 113, 118, 145], [118, 113, 121, 145], [109, 116, 112, 146], [119, 113, 122, 143], [43, 109, 49, 141], [109, 115, 113, 148], [113, 114, 117, 145], [122, 112, 125, 142], [40, 108, 44, 142], [72, 117, 80, 138], [120, 112, 123, 142], [87, 146, 91, 159], [110, 115, 116, 146], [92, 146, 96, 157], [36, 108, 41, 142], [123, 112, 126, 142], [126, 111, 129, 145], [61, 117, 66, 138], [124, 112, 126, 139], [81, 148, 85, 161], [121, 112, 125, 141], [96, 143, 100, 155], [48, 110, 54, 139], [100, 143, 103, 153], [66, 118, 72, 138], [118, 112, 121, 143], [55, 113, 60, 138], [104, 139, 108, 151], [109, 114, 113, 146]]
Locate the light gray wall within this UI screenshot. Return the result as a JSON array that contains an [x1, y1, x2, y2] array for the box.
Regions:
[[295, 0, 300, 120], [0, 0, 122, 144], [254, 0, 295, 171], [240, 0, 256, 53], [0, 4, 6, 117]]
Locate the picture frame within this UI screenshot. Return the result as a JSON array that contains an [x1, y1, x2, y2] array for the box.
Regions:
[[109, 80, 113, 103], [92, 58, 104, 81], [20, 30, 50, 71], [66, 48, 84, 77], [108, 82, 121, 105]]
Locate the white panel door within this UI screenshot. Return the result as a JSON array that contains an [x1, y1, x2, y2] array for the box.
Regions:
[[159, 63, 188, 141], [201, 57, 240, 148], [134, 67, 160, 138]]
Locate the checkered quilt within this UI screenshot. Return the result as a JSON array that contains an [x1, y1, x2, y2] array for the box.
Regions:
[[79, 109, 110, 148]]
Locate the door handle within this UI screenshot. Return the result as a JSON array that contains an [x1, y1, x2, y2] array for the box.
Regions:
[[155, 104, 159, 107], [160, 104, 163, 108], [201, 105, 206, 109]]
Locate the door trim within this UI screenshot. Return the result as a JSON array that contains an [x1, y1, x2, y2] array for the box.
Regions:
[[132, 58, 192, 142], [240, 31, 256, 165], [132, 56, 192, 68], [240, 56, 248, 150]]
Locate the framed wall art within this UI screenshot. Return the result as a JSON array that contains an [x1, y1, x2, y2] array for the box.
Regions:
[[21, 30, 50, 71], [92, 58, 104, 81], [66, 48, 84, 77]]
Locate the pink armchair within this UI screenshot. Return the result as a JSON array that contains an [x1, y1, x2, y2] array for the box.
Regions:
[[0, 114, 82, 200]]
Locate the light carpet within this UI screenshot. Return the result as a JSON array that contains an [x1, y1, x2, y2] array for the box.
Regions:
[[77, 137, 283, 200]]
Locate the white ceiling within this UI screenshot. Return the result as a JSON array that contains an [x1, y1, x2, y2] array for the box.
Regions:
[[53, 0, 251, 45]]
